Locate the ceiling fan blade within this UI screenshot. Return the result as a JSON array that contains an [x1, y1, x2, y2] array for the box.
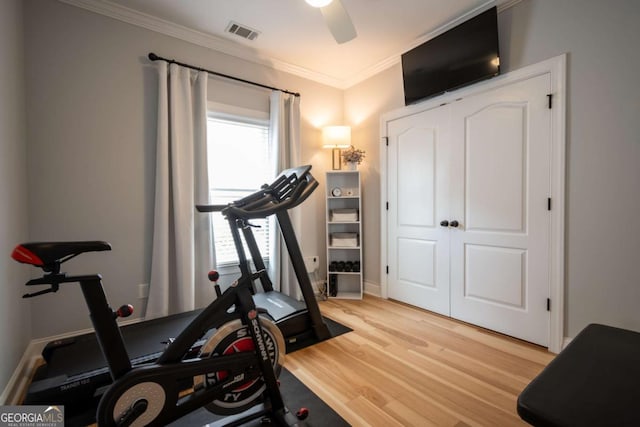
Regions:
[[320, 0, 357, 44]]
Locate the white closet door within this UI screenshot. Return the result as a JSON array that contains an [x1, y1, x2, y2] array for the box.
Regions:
[[386, 106, 451, 316], [449, 73, 552, 346]]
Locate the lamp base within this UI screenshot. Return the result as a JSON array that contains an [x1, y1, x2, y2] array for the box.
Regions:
[[332, 148, 342, 170]]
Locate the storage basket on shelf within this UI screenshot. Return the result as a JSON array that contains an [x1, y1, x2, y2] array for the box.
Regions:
[[330, 208, 359, 222]]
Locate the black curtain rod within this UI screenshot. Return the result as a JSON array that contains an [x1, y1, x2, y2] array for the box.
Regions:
[[148, 52, 300, 97]]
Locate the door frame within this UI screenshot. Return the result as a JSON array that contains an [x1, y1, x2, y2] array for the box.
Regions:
[[380, 54, 566, 353]]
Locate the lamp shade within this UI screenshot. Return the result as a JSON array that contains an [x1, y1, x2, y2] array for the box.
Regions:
[[305, 0, 333, 7], [322, 125, 351, 149]]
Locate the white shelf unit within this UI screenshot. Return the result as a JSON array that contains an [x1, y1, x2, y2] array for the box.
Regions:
[[326, 171, 363, 299]]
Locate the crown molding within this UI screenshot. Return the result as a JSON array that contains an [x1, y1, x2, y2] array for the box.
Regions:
[[58, 0, 344, 88], [498, 0, 524, 12], [342, 54, 401, 90], [59, 0, 250, 59], [403, 0, 516, 55], [58, 0, 523, 91]]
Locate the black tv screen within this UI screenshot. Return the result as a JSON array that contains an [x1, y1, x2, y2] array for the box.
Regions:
[[401, 7, 500, 105]]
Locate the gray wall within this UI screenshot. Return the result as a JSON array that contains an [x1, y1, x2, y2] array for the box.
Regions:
[[24, 0, 343, 338], [0, 0, 31, 395], [346, 0, 640, 338], [501, 0, 640, 338], [344, 65, 404, 294]]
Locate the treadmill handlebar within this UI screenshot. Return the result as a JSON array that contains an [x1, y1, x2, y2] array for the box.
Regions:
[[225, 176, 316, 219], [195, 204, 226, 213], [197, 165, 317, 220]]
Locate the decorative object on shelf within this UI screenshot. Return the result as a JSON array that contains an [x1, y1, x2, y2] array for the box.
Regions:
[[328, 260, 360, 272], [330, 208, 358, 222], [331, 187, 342, 197], [322, 126, 351, 170], [341, 145, 365, 170], [330, 232, 359, 247]]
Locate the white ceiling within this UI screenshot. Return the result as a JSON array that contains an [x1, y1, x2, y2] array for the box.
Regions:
[[64, 0, 515, 89]]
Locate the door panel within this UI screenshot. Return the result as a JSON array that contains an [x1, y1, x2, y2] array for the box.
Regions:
[[397, 128, 435, 227], [387, 107, 451, 316], [465, 104, 527, 233], [465, 244, 526, 308], [398, 238, 435, 287], [449, 73, 551, 346]]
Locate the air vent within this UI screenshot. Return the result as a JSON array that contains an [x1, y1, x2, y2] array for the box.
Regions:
[[226, 21, 260, 41]]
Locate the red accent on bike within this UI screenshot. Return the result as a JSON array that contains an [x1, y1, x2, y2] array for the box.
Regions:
[[216, 337, 257, 391], [296, 408, 309, 420], [11, 245, 44, 267], [208, 270, 220, 282], [248, 309, 258, 320], [116, 304, 134, 318]]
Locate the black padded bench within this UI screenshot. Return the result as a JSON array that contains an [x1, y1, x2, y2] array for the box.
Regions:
[[517, 323, 640, 426]]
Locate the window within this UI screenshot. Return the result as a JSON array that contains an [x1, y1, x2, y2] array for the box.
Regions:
[[207, 108, 273, 266]]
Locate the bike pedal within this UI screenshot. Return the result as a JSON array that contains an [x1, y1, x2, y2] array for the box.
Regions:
[[296, 407, 309, 420]]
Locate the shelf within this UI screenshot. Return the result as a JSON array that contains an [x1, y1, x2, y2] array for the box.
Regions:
[[327, 271, 361, 275], [332, 291, 362, 300], [326, 171, 362, 300]]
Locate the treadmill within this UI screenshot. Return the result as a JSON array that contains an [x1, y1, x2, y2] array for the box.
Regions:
[[196, 164, 331, 348], [22, 165, 330, 422], [25, 309, 204, 425]]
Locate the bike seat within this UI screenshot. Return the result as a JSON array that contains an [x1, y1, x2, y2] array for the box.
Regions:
[[12, 241, 112, 268]]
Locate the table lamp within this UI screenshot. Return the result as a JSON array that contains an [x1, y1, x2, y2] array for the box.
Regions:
[[322, 125, 351, 170]]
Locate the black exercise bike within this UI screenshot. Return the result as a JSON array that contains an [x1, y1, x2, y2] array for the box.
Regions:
[[11, 167, 321, 426]]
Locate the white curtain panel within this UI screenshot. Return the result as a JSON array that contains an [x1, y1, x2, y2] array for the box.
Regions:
[[268, 91, 302, 299], [147, 62, 214, 319]]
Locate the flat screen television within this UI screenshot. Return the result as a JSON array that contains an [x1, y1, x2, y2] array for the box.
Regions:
[[401, 7, 500, 105]]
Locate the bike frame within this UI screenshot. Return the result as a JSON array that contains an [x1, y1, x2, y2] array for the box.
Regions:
[[55, 267, 285, 425]]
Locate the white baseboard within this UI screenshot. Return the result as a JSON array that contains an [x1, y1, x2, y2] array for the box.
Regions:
[[364, 280, 381, 297], [0, 338, 46, 405]]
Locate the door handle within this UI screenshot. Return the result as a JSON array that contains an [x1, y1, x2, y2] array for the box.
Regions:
[[450, 220, 459, 228], [440, 220, 449, 227]]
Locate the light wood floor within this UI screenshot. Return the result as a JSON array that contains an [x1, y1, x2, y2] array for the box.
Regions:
[[285, 295, 555, 427]]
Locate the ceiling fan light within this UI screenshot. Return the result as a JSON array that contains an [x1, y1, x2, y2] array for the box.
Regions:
[[305, 0, 333, 8]]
